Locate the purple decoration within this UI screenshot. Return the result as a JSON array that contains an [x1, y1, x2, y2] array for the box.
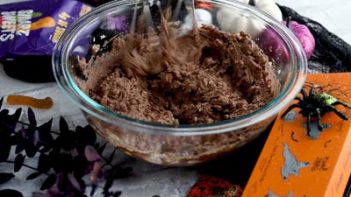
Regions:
[[283, 20, 315, 59], [257, 19, 315, 64], [257, 26, 290, 64]]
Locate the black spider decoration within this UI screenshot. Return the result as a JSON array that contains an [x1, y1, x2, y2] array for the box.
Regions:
[[281, 85, 351, 136]]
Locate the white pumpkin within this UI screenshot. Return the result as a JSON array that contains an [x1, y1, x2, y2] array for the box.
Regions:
[[216, 0, 282, 38], [250, 0, 283, 21], [217, 6, 264, 38], [181, 8, 213, 34]]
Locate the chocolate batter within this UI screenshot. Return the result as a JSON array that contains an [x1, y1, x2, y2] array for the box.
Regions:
[[75, 23, 280, 125]]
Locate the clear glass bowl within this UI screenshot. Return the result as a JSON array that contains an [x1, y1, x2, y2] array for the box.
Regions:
[[53, 0, 307, 166]]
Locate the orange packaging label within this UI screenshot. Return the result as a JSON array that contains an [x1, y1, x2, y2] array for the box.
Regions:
[[243, 73, 351, 197]]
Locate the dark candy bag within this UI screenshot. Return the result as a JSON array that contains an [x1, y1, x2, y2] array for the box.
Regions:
[[0, 0, 93, 82], [78, 0, 113, 6]]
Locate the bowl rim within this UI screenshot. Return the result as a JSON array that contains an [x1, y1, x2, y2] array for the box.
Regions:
[[52, 0, 307, 136]]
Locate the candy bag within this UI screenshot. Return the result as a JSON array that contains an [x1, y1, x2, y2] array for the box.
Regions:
[[78, 0, 113, 6], [0, 0, 93, 82]]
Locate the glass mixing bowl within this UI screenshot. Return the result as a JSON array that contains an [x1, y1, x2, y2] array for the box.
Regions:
[[53, 0, 307, 166]]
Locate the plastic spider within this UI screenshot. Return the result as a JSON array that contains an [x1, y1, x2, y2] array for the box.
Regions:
[[281, 85, 351, 136]]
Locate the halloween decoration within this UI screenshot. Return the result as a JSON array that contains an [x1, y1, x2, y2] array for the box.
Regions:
[[7, 95, 54, 109], [248, 0, 282, 21], [257, 17, 315, 63], [188, 175, 243, 197], [243, 73, 351, 197], [283, 18, 315, 59], [216, 0, 282, 37], [281, 85, 351, 136], [0, 98, 132, 196], [182, 8, 213, 33]]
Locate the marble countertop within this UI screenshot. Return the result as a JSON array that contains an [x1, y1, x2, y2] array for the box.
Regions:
[[0, 0, 350, 196]]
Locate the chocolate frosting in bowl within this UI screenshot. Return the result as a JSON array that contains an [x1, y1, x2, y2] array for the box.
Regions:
[[75, 20, 280, 126]]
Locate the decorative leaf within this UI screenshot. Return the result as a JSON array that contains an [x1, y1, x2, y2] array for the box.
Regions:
[[70, 154, 88, 176], [84, 145, 101, 162], [0, 173, 15, 184], [0, 103, 132, 196], [103, 176, 115, 196], [106, 150, 116, 165], [72, 155, 91, 179], [51, 153, 72, 173], [12, 108, 22, 120], [83, 125, 97, 144], [33, 129, 40, 147], [111, 191, 122, 197], [40, 145, 52, 153], [7, 108, 22, 128], [91, 162, 102, 184], [26, 172, 41, 180], [19, 126, 26, 138], [90, 184, 97, 196], [40, 174, 56, 190], [58, 117, 75, 151], [15, 140, 25, 154], [15, 125, 26, 154], [97, 143, 107, 154], [59, 117, 69, 134], [0, 143, 11, 162], [56, 135, 75, 151], [27, 108, 37, 127], [38, 119, 54, 145], [67, 174, 85, 192], [38, 154, 51, 173], [104, 190, 122, 197], [76, 125, 97, 149], [0, 189, 23, 197], [0, 109, 9, 117], [24, 122, 35, 137], [9, 134, 19, 145], [14, 154, 25, 172], [55, 173, 66, 191], [38, 118, 53, 132], [24, 140, 37, 158], [94, 142, 100, 149], [67, 174, 80, 191]]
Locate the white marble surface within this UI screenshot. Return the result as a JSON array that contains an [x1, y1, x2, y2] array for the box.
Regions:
[[0, 0, 350, 196]]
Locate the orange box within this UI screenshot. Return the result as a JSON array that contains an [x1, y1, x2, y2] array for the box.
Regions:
[[243, 73, 351, 197]]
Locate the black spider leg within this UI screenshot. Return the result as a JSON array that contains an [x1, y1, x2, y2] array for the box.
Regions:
[[306, 112, 312, 136], [295, 96, 303, 102], [280, 88, 306, 119], [301, 88, 308, 99], [315, 108, 325, 131], [333, 100, 351, 109], [326, 104, 349, 120], [281, 104, 301, 119]]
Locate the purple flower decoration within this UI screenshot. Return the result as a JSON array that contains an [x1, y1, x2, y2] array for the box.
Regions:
[[106, 15, 129, 32]]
